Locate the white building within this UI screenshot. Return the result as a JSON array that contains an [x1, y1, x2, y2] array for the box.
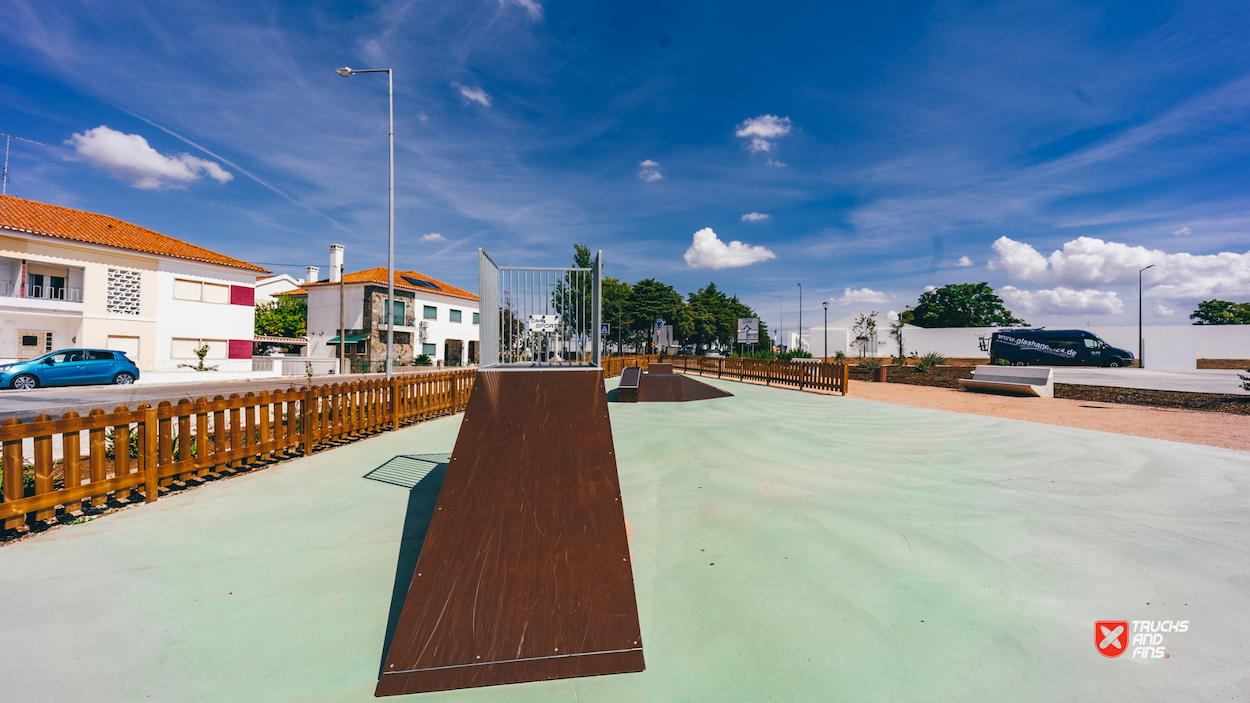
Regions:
[[254, 273, 306, 303], [0, 195, 266, 372], [294, 245, 479, 369]]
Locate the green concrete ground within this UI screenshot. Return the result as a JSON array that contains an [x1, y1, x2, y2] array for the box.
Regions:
[[1, 377, 1247, 701]]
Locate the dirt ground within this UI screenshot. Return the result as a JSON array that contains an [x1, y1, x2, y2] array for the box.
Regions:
[[847, 380, 1250, 452]]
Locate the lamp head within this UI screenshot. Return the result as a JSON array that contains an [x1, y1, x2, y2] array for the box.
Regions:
[[823, 301, 828, 309], [335, 67, 355, 77]]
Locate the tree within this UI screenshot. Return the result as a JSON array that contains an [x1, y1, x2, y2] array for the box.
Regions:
[[254, 296, 307, 338], [1190, 299, 1250, 325], [602, 277, 632, 354], [624, 278, 688, 352], [907, 283, 1025, 328], [852, 312, 878, 357]]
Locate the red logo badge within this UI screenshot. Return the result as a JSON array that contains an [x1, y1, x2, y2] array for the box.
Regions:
[[1096, 621, 1129, 657]]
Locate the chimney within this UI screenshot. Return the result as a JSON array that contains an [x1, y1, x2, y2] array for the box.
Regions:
[[305, 266, 319, 284], [329, 244, 344, 283]]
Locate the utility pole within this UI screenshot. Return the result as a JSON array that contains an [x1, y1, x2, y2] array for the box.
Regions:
[[1138, 264, 1155, 368], [768, 294, 783, 354], [2, 133, 47, 196], [797, 282, 802, 352]]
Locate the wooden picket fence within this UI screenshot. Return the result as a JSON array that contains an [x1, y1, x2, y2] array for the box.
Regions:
[[0, 369, 475, 531], [659, 354, 850, 395]]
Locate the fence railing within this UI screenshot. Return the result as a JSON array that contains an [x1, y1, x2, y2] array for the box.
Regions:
[[0, 369, 475, 531], [660, 355, 849, 395]]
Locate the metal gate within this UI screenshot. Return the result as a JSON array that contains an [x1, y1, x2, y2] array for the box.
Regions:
[[478, 248, 602, 367]]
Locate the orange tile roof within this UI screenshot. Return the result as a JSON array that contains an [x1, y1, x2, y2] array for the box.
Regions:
[[303, 267, 478, 301], [0, 195, 269, 273]]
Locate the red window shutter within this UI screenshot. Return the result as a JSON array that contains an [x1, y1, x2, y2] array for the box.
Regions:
[[228, 340, 252, 359], [230, 285, 255, 306]]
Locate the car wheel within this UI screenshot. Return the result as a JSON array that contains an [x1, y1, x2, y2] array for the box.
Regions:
[[11, 374, 38, 390], [1107, 360, 1121, 368], [1012, 359, 1028, 366], [113, 372, 136, 385]]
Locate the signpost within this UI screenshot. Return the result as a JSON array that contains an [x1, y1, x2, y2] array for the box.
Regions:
[[601, 322, 611, 336], [736, 317, 759, 344], [528, 314, 561, 333]]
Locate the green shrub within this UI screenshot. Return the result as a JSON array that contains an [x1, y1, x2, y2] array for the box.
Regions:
[[858, 358, 882, 372], [1240, 370, 1250, 392], [781, 349, 813, 360], [414, 354, 433, 366], [993, 358, 1011, 366], [834, 351, 847, 360], [915, 351, 947, 373]]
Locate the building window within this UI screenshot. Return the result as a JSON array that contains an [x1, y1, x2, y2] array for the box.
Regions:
[[171, 338, 227, 359], [356, 341, 367, 354], [450, 309, 462, 323], [473, 312, 479, 324], [173, 279, 230, 303], [424, 305, 437, 320], [106, 268, 142, 315], [422, 343, 436, 356]]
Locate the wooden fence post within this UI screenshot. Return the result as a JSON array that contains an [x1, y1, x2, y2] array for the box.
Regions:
[[143, 405, 159, 503], [842, 362, 849, 396], [303, 388, 315, 457], [392, 377, 400, 431], [62, 411, 82, 514], [32, 414, 54, 522], [2, 417, 25, 530]]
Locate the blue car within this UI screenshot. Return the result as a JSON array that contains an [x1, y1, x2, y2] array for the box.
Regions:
[[0, 349, 141, 390]]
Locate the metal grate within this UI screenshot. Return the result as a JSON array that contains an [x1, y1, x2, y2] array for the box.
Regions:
[[364, 453, 452, 489], [478, 248, 602, 367]]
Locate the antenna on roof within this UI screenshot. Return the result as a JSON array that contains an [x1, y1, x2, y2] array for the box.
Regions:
[[2, 132, 48, 196]]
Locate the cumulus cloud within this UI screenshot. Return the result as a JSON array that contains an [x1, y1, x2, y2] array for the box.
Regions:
[[735, 115, 792, 153], [923, 285, 937, 292], [683, 227, 776, 269], [741, 212, 770, 222], [420, 233, 445, 242], [67, 126, 232, 190], [836, 287, 894, 305], [989, 236, 1250, 300], [766, 158, 786, 168], [638, 160, 662, 182], [998, 286, 1124, 316], [453, 83, 491, 107], [500, 0, 543, 20], [956, 256, 973, 267], [1153, 304, 1176, 316], [1173, 226, 1191, 236]]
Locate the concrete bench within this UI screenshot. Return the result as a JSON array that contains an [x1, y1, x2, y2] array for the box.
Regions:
[[958, 366, 1054, 398]]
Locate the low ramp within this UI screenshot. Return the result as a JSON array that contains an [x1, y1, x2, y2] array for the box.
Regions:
[[958, 366, 1054, 398], [376, 368, 644, 696]]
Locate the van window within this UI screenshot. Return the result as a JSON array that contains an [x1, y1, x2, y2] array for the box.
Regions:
[[1082, 338, 1104, 349], [1050, 338, 1079, 351]]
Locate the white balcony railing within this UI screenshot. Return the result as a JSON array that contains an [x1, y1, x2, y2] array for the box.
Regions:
[[1, 282, 85, 302]]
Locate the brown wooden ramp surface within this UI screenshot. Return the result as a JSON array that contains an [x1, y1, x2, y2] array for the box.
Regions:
[[637, 373, 735, 402], [376, 368, 644, 696]]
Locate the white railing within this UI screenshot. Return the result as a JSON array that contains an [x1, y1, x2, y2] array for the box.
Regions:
[[252, 356, 342, 376], [478, 248, 601, 367], [1, 282, 84, 302]]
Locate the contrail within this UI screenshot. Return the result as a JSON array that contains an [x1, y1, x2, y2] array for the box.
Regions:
[[114, 107, 365, 242]]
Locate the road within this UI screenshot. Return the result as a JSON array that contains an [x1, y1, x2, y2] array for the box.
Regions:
[[1052, 367, 1248, 395], [0, 370, 448, 422]]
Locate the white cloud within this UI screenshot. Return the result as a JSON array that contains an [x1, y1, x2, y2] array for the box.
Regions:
[[417, 111, 429, 124], [956, 255, 973, 267], [923, 285, 937, 292], [741, 212, 770, 222], [989, 236, 1250, 300], [836, 287, 894, 305], [637, 160, 662, 182], [453, 83, 491, 107], [420, 233, 445, 242], [735, 115, 793, 153], [766, 158, 786, 168], [500, 0, 543, 20], [1173, 226, 1191, 236], [1153, 304, 1176, 316], [998, 286, 1124, 316], [683, 227, 776, 269], [67, 126, 232, 190]]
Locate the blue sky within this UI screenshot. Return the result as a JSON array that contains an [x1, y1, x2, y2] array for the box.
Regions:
[[2, 0, 1249, 332]]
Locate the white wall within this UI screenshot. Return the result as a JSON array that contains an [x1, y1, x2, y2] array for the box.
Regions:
[[411, 296, 480, 364], [306, 286, 365, 358], [155, 260, 257, 369], [844, 322, 1250, 362], [254, 274, 304, 303]]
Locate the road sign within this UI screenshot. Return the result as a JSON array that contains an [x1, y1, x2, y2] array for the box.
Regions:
[[736, 317, 759, 343], [528, 314, 561, 333], [601, 323, 610, 335], [655, 319, 665, 330]]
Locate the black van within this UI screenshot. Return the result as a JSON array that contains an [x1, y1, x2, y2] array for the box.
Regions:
[[984, 329, 1134, 367]]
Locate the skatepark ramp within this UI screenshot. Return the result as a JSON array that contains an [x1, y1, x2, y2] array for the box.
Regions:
[[376, 367, 644, 695]]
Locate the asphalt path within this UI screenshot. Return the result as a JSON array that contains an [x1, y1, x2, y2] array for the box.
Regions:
[[0, 371, 443, 422], [1052, 367, 1248, 395]]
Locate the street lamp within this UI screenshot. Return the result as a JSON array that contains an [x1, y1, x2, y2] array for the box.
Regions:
[[336, 66, 396, 379], [796, 282, 802, 353], [823, 301, 829, 361], [1139, 264, 1156, 368], [768, 294, 782, 353]]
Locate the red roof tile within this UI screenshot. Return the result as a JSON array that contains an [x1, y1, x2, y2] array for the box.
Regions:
[[0, 195, 269, 273], [303, 267, 478, 301]]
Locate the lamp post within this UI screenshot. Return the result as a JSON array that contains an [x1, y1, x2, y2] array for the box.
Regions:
[[768, 294, 782, 353], [823, 301, 828, 361], [1139, 264, 1155, 368], [797, 282, 802, 353], [336, 66, 395, 379]]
